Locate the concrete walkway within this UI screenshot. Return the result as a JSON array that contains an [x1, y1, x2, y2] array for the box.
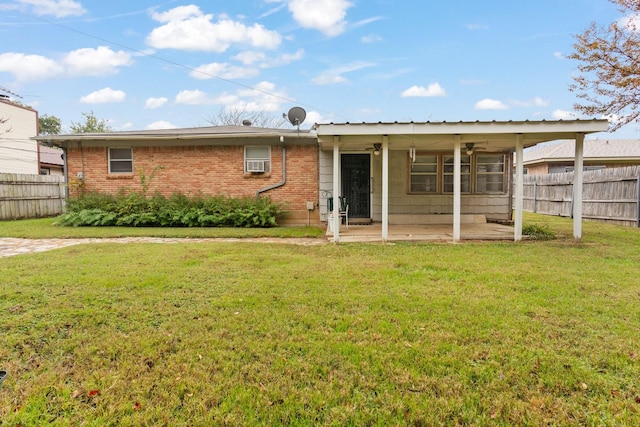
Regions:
[[0, 237, 327, 258]]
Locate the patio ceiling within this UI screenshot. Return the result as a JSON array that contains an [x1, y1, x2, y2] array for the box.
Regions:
[[315, 119, 610, 152]]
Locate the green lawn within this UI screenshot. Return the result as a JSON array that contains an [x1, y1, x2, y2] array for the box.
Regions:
[[0, 216, 325, 239], [1, 214, 639, 425]]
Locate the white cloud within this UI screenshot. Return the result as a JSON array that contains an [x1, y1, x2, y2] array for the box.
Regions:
[[0, 52, 63, 82], [64, 46, 132, 76], [175, 81, 288, 113], [511, 96, 550, 108], [0, 47, 132, 82], [147, 120, 178, 130], [401, 83, 446, 97], [17, 0, 86, 18], [312, 61, 373, 85], [553, 51, 564, 59], [552, 109, 577, 120], [304, 111, 323, 126], [474, 98, 508, 110], [147, 5, 282, 52], [619, 14, 640, 32], [262, 49, 305, 67], [288, 0, 352, 36], [233, 51, 266, 65], [80, 87, 126, 104], [361, 34, 382, 43], [234, 81, 287, 112], [312, 74, 348, 85], [144, 97, 168, 109], [175, 89, 215, 105], [190, 62, 259, 80]]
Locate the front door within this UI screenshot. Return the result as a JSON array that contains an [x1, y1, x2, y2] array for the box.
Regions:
[[341, 154, 370, 219]]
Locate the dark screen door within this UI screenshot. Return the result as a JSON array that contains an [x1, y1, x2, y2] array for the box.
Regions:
[[341, 154, 370, 218]]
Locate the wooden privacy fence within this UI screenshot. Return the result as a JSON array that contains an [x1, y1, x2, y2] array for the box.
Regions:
[[521, 165, 640, 227], [0, 173, 66, 219]]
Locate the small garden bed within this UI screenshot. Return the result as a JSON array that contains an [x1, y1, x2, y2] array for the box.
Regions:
[[60, 191, 284, 228]]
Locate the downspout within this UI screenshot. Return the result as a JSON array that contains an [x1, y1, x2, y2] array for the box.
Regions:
[[61, 145, 69, 201], [256, 136, 286, 199]]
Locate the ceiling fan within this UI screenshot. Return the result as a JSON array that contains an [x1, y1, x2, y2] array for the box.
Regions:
[[464, 142, 488, 155], [365, 143, 382, 155]]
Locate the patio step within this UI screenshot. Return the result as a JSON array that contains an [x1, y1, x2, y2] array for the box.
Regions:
[[388, 214, 487, 225]]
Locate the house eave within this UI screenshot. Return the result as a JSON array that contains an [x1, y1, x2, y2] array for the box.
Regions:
[[32, 126, 316, 148], [315, 119, 609, 151]]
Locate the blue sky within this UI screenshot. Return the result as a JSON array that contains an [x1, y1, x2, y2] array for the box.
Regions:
[[0, 0, 634, 137]]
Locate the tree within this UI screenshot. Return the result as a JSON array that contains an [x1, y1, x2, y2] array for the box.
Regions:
[[569, 0, 640, 131], [206, 106, 286, 128], [39, 114, 61, 135], [70, 111, 112, 133]]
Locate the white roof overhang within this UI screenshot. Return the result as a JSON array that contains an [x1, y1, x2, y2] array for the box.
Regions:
[[315, 120, 609, 152]]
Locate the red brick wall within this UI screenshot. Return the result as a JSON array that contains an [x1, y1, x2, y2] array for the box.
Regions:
[[65, 143, 320, 225]]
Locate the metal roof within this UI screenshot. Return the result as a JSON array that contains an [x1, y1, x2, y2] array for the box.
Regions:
[[33, 125, 315, 147], [315, 119, 609, 151]]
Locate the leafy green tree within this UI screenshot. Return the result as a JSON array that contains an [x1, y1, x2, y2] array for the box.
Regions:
[[38, 114, 61, 135], [70, 111, 112, 133], [569, 0, 640, 131]]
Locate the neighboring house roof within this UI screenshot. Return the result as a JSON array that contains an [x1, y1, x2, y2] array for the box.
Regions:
[[38, 145, 64, 166], [34, 125, 315, 148], [523, 139, 640, 165]]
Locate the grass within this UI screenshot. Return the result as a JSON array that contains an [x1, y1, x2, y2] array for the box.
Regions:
[[0, 216, 325, 239], [0, 214, 639, 425]]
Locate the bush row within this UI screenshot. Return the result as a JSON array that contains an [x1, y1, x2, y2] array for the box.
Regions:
[[60, 191, 284, 228]]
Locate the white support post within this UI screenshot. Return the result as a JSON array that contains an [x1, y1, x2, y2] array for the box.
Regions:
[[514, 134, 524, 241], [382, 135, 389, 242], [453, 135, 461, 242], [333, 137, 340, 243], [573, 133, 584, 241]]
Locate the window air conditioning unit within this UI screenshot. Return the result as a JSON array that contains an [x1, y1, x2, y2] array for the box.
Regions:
[[246, 160, 265, 173]]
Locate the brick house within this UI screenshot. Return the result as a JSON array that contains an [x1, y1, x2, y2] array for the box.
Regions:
[[36, 118, 609, 239], [38, 125, 319, 225], [523, 139, 640, 174]]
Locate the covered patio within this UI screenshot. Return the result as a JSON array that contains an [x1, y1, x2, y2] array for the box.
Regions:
[[314, 119, 609, 243], [326, 222, 515, 243]]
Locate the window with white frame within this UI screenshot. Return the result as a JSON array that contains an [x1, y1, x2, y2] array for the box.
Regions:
[[108, 148, 133, 173], [410, 154, 438, 193], [244, 146, 270, 173], [443, 154, 471, 193], [476, 154, 505, 192]]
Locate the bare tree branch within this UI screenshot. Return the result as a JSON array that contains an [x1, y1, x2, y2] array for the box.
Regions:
[[569, 0, 640, 131], [205, 106, 286, 128]]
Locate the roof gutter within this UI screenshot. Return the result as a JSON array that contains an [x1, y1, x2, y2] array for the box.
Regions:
[[256, 136, 286, 199]]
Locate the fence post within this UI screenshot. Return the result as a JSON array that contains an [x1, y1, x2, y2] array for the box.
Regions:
[[532, 181, 537, 213]]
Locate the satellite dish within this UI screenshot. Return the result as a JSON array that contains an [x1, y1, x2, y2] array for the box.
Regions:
[[287, 107, 306, 126]]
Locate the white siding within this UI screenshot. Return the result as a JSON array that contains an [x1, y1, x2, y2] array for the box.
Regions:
[[321, 149, 512, 222], [0, 101, 39, 174]]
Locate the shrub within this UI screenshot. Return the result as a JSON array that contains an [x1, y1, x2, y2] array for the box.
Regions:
[[60, 191, 284, 228], [522, 223, 556, 240]]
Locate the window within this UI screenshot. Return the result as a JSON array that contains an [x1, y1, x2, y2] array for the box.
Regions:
[[409, 152, 506, 194], [244, 146, 271, 173], [476, 154, 505, 192], [109, 148, 133, 173], [443, 155, 470, 193], [410, 154, 438, 192]]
